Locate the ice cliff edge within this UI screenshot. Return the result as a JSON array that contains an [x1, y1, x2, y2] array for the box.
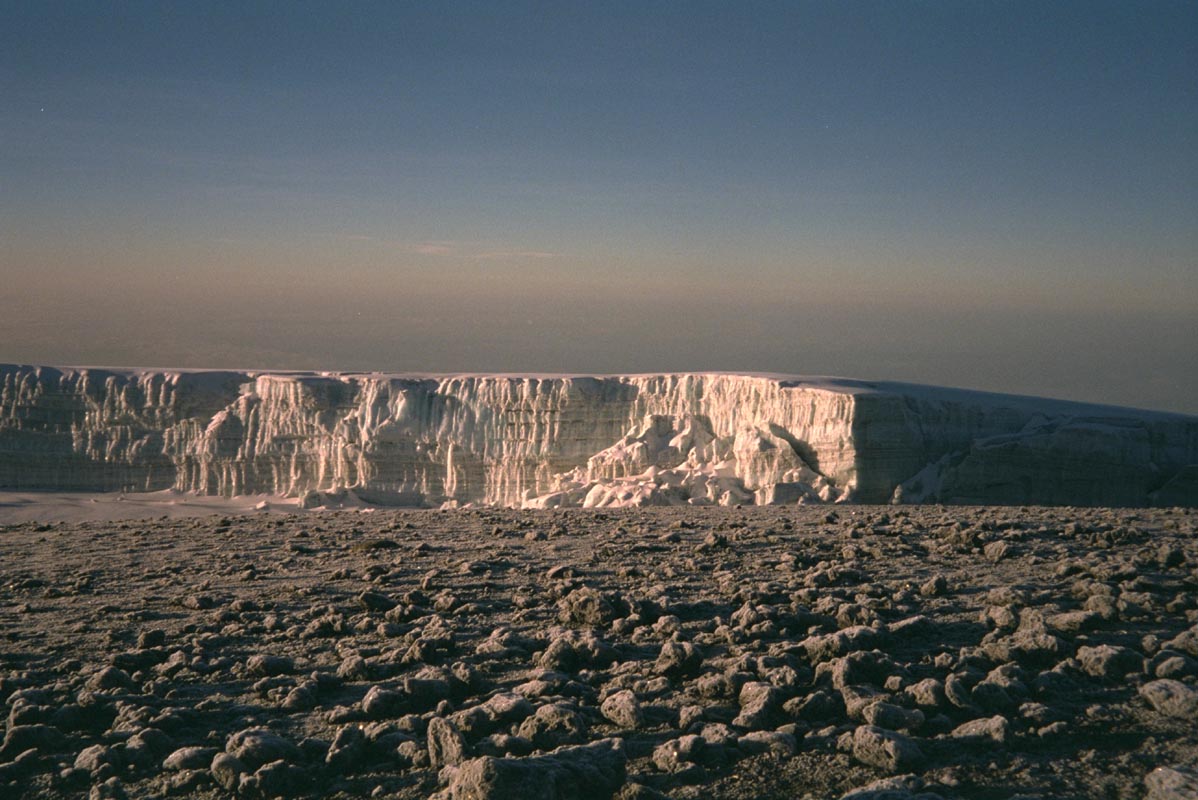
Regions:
[[1, 364, 1195, 508]]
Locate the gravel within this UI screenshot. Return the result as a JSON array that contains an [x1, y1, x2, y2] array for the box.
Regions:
[[0, 504, 1195, 798]]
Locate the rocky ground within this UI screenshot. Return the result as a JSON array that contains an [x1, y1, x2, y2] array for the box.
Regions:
[[1, 505, 1196, 799]]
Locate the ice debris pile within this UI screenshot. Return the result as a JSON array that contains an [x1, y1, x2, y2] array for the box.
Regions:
[[0, 364, 1195, 508]]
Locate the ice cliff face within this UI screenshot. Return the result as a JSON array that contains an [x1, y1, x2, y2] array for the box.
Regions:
[[1, 364, 1195, 508]]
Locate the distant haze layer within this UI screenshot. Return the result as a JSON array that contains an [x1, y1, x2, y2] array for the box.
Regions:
[[2, 3, 1195, 413]]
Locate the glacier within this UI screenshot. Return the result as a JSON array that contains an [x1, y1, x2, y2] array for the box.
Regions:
[[0, 364, 1195, 508]]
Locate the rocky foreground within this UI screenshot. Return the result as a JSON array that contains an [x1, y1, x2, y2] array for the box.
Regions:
[[1, 506, 1196, 799]]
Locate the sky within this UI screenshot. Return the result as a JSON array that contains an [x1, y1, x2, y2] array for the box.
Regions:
[[2, 1, 1195, 413]]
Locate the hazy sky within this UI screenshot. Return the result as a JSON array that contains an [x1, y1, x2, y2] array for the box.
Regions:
[[2, 2, 1195, 413]]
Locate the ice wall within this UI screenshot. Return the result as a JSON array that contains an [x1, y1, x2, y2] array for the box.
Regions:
[[1, 364, 1195, 507]]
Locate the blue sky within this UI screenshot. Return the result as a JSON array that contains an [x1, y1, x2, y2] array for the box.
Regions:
[[2, 2, 1195, 412]]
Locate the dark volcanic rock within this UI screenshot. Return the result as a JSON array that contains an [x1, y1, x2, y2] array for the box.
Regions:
[[1140, 680, 1198, 720], [851, 725, 924, 772], [225, 729, 303, 770], [0, 504, 1195, 800], [438, 738, 626, 800]]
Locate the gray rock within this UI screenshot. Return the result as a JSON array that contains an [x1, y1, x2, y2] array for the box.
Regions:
[[788, 689, 844, 722], [428, 717, 470, 770], [225, 729, 303, 770], [1140, 680, 1198, 719], [919, 575, 948, 597], [905, 679, 946, 710], [74, 743, 114, 774], [557, 587, 617, 626], [652, 734, 706, 773], [325, 725, 366, 773], [1155, 655, 1198, 680], [737, 730, 797, 757], [1046, 610, 1100, 634], [440, 738, 626, 800], [828, 650, 898, 690], [851, 725, 923, 772], [984, 541, 1011, 562], [862, 702, 924, 732], [654, 641, 703, 679], [1165, 627, 1198, 658], [479, 693, 535, 728], [1145, 765, 1198, 800], [615, 784, 671, 800], [943, 674, 976, 711], [240, 759, 307, 798], [88, 777, 127, 800], [842, 685, 889, 721], [357, 590, 396, 612], [163, 746, 217, 771], [337, 655, 370, 680], [600, 690, 643, 729], [210, 752, 246, 791], [950, 715, 1010, 745], [970, 681, 1015, 713], [802, 626, 882, 663], [86, 667, 135, 692], [1009, 626, 1070, 665], [734, 681, 782, 729], [517, 704, 588, 750], [281, 681, 317, 712], [361, 685, 406, 718], [839, 774, 941, 800], [1, 725, 68, 759], [1077, 645, 1142, 681], [246, 654, 294, 677], [127, 728, 172, 758], [538, 632, 618, 672], [136, 630, 166, 649], [405, 673, 452, 711]]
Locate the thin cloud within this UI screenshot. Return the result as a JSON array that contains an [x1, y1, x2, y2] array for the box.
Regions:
[[412, 241, 457, 256], [477, 250, 563, 260], [326, 234, 560, 260]]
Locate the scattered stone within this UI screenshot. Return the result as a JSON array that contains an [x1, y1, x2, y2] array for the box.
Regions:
[[653, 735, 706, 773], [517, 704, 589, 750], [600, 690, 644, 729], [737, 730, 797, 757], [74, 743, 114, 774], [558, 587, 618, 626], [919, 575, 947, 597], [734, 681, 782, 729], [225, 729, 303, 770], [325, 725, 366, 774], [1145, 765, 1198, 800], [654, 641, 703, 679], [851, 726, 923, 772], [803, 626, 882, 663], [862, 702, 924, 732], [950, 715, 1010, 745], [210, 752, 247, 791], [1077, 644, 1142, 682], [246, 654, 294, 677], [0, 724, 67, 759], [86, 666, 135, 692], [428, 717, 470, 769], [1140, 680, 1198, 720], [0, 504, 1193, 799], [164, 746, 218, 771], [439, 738, 627, 800], [362, 685, 406, 718], [240, 759, 307, 798]]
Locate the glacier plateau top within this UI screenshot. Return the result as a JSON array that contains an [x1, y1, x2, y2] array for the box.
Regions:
[[1, 364, 1194, 508]]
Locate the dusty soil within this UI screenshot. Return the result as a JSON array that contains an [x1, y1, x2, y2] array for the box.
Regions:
[[1, 505, 1196, 799]]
